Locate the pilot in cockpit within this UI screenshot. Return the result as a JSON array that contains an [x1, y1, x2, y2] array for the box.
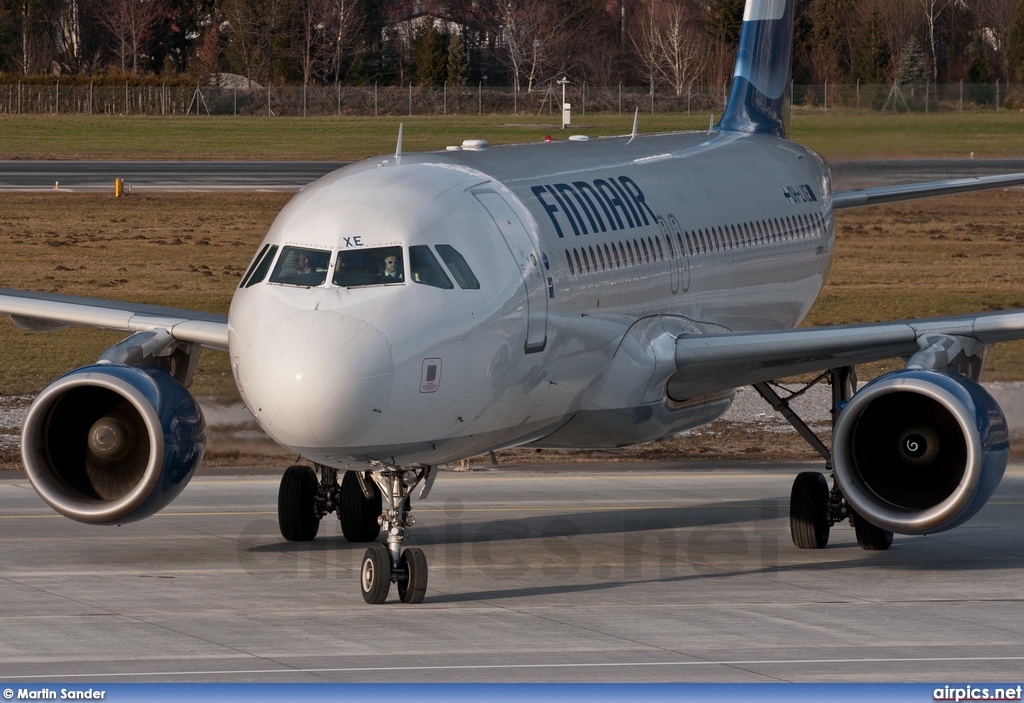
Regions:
[[379, 254, 404, 282], [295, 252, 314, 275]]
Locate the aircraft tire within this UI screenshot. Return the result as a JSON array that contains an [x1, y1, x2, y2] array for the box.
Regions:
[[851, 509, 894, 551], [790, 471, 830, 549], [397, 547, 428, 604], [278, 464, 321, 542], [339, 470, 382, 542], [361, 544, 392, 604]]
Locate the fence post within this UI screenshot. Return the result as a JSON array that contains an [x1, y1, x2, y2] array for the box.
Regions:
[[996, 79, 1000, 110], [17, 80, 20, 114], [478, 82, 482, 116], [959, 80, 963, 111], [337, 81, 341, 116], [650, 78, 654, 114], [582, 82, 586, 116], [925, 80, 929, 114], [125, 81, 129, 115], [303, 81, 307, 117], [618, 82, 621, 114], [408, 82, 412, 116], [443, 81, 447, 115], [374, 82, 378, 117], [856, 79, 860, 111]]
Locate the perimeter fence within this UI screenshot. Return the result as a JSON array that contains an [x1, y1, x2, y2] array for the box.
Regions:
[[0, 81, 1020, 117]]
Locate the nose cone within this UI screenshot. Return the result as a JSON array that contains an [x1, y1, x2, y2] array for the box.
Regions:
[[240, 310, 393, 451]]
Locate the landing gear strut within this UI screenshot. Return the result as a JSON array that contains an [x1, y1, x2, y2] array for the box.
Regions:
[[277, 462, 435, 604], [359, 464, 435, 604], [755, 366, 893, 551]]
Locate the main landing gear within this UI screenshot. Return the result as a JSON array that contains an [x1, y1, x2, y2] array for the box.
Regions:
[[754, 366, 894, 552], [277, 461, 436, 604]]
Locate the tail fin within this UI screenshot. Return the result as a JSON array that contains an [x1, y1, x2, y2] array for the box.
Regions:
[[716, 0, 795, 138]]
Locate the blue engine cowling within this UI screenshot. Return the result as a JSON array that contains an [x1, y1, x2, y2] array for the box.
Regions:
[[21, 364, 206, 525], [833, 370, 1008, 535]]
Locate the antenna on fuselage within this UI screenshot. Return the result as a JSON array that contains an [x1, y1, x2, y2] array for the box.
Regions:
[[395, 123, 404, 166], [626, 107, 639, 145]]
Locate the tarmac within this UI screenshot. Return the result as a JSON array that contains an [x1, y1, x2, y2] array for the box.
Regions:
[[3, 461, 1024, 684]]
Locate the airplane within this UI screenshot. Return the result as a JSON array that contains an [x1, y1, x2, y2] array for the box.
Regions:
[[4, 0, 1024, 605]]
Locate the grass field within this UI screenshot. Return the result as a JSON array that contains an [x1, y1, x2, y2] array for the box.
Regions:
[[3, 109, 1024, 160]]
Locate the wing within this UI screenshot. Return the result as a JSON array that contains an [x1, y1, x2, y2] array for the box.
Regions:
[[0, 288, 228, 351], [833, 172, 1024, 209], [669, 308, 1024, 398]]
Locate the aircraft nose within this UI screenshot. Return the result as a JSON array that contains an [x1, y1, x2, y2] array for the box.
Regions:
[[242, 310, 393, 450]]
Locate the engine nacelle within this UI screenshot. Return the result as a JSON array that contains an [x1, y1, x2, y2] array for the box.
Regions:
[[21, 364, 206, 525], [833, 370, 1008, 535]]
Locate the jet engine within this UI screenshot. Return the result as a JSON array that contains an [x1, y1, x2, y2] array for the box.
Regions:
[[833, 370, 1008, 535], [21, 364, 206, 525]]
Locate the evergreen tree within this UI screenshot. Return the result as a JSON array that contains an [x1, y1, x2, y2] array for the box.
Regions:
[[897, 36, 928, 86], [968, 31, 994, 84], [850, 6, 889, 84], [412, 22, 447, 86], [446, 31, 467, 86], [705, 0, 744, 46]]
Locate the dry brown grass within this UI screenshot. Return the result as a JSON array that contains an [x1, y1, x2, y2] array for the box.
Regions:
[[0, 192, 290, 396]]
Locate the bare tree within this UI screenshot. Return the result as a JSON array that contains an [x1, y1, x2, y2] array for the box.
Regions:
[[220, 0, 288, 86], [488, 0, 576, 92], [974, 0, 1020, 80], [296, 0, 362, 84], [630, 0, 705, 97], [100, 0, 165, 73], [918, 0, 951, 81]]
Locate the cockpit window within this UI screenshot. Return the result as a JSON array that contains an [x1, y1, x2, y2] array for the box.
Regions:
[[333, 244, 401, 282], [240, 244, 279, 289], [409, 245, 454, 289], [435, 245, 480, 290], [268, 246, 330, 287], [334, 246, 404, 287]]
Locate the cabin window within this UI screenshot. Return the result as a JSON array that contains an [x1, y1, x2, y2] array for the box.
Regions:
[[565, 250, 575, 276], [436, 245, 480, 289], [409, 245, 454, 289], [269, 246, 331, 287], [241, 244, 278, 288], [574, 249, 584, 274], [334, 246, 403, 287]]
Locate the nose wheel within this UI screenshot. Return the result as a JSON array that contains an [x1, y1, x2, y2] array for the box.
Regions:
[[358, 464, 435, 604]]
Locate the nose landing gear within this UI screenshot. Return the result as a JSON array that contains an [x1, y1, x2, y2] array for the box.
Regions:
[[358, 464, 435, 604]]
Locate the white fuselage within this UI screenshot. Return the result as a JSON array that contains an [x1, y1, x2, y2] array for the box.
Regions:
[[227, 129, 835, 469]]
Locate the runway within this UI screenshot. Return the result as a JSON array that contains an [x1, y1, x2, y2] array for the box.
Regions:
[[2, 158, 1024, 192], [3, 463, 1024, 683]]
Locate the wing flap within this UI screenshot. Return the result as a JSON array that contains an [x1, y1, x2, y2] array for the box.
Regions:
[[0, 288, 229, 351]]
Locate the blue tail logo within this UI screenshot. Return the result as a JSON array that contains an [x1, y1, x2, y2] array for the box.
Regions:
[[716, 0, 795, 138]]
